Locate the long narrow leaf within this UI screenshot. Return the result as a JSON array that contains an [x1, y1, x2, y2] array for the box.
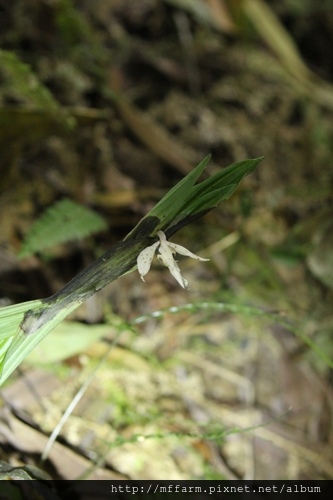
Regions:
[[0, 300, 42, 340], [131, 154, 211, 234]]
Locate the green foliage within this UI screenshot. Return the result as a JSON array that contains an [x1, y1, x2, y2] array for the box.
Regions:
[[0, 300, 42, 341], [0, 49, 60, 110], [0, 50, 75, 189], [129, 155, 212, 235], [26, 321, 114, 364], [0, 155, 262, 385], [18, 198, 108, 259], [56, 0, 91, 46], [130, 155, 263, 237], [0, 49, 76, 138], [168, 157, 262, 232]]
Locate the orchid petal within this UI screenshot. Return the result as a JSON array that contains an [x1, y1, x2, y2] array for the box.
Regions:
[[158, 242, 188, 288], [138, 230, 208, 288], [137, 241, 159, 281], [167, 242, 209, 261]]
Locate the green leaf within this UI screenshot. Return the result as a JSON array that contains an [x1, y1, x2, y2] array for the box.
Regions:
[[0, 300, 82, 384], [18, 198, 108, 258], [26, 321, 113, 364], [0, 300, 42, 341], [166, 157, 263, 232], [180, 157, 262, 216], [130, 154, 212, 236], [0, 49, 61, 112]]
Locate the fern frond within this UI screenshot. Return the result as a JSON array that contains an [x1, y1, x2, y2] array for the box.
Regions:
[[18, 199, 107, 259]]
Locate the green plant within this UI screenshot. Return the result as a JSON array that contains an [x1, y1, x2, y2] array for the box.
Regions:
[[0, 155, 262, 385], [18, 198, 108, 259]]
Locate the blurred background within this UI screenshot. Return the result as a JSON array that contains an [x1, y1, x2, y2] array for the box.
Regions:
[[0, 0, 333, 481]]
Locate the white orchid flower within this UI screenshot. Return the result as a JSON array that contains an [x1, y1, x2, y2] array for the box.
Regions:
[[137, 230, 209, 288]]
